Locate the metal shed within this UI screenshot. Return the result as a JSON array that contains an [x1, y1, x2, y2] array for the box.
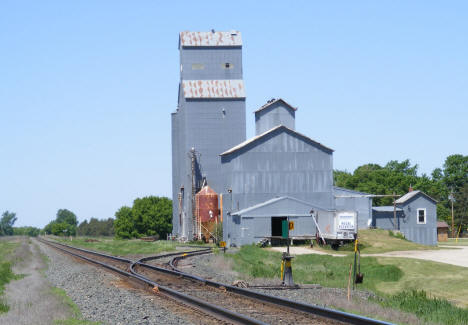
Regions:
[[371, 190, 438, 246], [223, 196, 326, 247]]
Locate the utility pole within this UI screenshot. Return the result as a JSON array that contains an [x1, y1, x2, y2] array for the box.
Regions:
[[449, 190, 455, 237], [393, 192, 397, 231]]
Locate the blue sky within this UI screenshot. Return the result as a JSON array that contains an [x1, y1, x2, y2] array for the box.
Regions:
[[1, 1, 467, 227]]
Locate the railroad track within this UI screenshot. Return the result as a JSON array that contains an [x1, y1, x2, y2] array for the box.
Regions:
[[38, 237, 393, 325]]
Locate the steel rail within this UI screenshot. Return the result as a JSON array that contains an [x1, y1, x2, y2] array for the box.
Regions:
[[37, 238, 267, 325], [136, 253, 394, 325], [40, 238, 394, 325]]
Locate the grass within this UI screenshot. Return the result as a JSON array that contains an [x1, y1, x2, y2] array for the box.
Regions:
[[375, 257, 468, 308], [355, 229, 437, 254], [51, 287, 100, 325], [53, 237, 180, 256], [0, 240, 20, 314], [438, 238, 468, 246], [379, 290, 468, 325], [310, 228, 435, 255], [227, 245, 403, 292], [226, 245, 468, 324]]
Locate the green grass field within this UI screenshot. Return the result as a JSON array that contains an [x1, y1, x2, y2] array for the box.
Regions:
[[227, 245, 402, 292], [226, 245, 468, 324], [53, 236, 187, 256], [0, 240, 20, 313], [376, 257, 468, 308], [354, 229, 436, 253]]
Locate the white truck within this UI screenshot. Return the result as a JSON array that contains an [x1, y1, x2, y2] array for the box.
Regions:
[[316, 211, 357, 249]]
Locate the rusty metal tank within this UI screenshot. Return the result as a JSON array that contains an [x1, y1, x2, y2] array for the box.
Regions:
[[195, 185, 219, 241], [195, 185, 219, 222]]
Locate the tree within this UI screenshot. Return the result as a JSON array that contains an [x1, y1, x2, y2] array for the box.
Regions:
[[114, 206, 135, 239], [77, 218, 114, 236], [43, 209, 78, 236], [13, 226, 40, 237], [56, 209, 78, 227], [132, 196, 172, 238], [454, 183, 468, 228], [113, 196, 172, 239], [0, 211, 17, 236]]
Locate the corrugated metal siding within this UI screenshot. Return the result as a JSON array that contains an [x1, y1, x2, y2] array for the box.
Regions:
[[180, 31, 242, 47], [172, 40, 246, 239], [181, 48, 242, 80], [372, 210, 404, 229], [399, 195, 437, 246], [255, 101, 295, 135], [182, 80, 245, 98], [334, 187, 373, 230], [171, 112, 179, 235], [221, 129, 334, 213], [371, 194, 437, 246]]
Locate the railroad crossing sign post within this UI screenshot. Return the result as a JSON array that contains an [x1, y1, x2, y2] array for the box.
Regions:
[[281, 218, 294, 286], [219, 241, 226, 253]]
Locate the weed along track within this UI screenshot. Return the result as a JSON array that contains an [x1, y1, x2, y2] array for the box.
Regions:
[[38, 238, 393, 325]]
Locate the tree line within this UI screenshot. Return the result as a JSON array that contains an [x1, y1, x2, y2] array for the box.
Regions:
[[335, 154, 467, 228], [40, 195, 172, 239]]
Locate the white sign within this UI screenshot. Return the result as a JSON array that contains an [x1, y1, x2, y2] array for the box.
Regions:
[[338, 215, 355, 230]]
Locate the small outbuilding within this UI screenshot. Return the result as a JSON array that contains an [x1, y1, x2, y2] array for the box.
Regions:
[[437, 221, 449, 242], [371, 190, 437, 246]]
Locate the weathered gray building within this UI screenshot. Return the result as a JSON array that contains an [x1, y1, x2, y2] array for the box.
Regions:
[[219, 97, 337, 246], [171, 31, 246, 240], [371, 190, 437, 246], [171, 31, 373, 246], [334, 187, 373, 230]]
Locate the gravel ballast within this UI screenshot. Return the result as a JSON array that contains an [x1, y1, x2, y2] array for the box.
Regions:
[[36, 239, 193, 325]]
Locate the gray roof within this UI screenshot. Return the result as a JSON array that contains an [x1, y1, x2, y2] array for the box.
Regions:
[[231, 196, 332, 216], [254, 98, 297, 114], [372, 206, 403, 212], [333, 186, 372, 196], [395, 190, 437, 204], [220, 125, 333, 156]]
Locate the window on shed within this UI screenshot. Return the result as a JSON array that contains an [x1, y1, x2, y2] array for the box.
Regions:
[[191, 63, 205, 70], [417, 209, 426, 224]]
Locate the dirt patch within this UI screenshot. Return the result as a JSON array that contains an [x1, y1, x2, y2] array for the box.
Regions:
[[363, 246, 468, 268], [0, 238, 70, 325], [84, 239, 100, 243]]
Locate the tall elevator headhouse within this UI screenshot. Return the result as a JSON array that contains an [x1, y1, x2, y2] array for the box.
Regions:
[[171, 31, 246, 240]]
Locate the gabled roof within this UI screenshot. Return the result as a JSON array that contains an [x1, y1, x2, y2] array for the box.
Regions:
[[437, 221, 449, 228], [179, 31, 242, 47], [231, 196, 332, 216], [254, 98, 297, 114], [395, 190, 437, 204], [220, 125, 333, 156]]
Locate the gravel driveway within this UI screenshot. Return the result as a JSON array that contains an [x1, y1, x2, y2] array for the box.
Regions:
[[362, 246, 468, 267]]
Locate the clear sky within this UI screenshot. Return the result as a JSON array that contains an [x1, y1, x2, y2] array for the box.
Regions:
[[1, 1, 467, 228]]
